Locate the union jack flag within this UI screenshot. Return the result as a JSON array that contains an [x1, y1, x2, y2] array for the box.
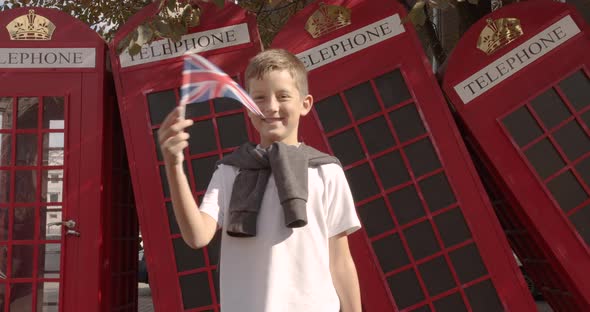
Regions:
[[180, 53, 264, 118]]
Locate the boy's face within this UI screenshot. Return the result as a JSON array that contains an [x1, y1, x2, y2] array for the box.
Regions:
[[248, 69, 312, 148]]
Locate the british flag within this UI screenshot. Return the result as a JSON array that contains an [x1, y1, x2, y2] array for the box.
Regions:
[[180, 53, 264, 118]]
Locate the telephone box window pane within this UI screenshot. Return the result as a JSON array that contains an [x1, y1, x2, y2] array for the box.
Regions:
[[179, 272, 213, 309], [375, 70, 411, 107], [358, 117, 395, 154], [173, 237, 205, 272], [404, 138, 441, 177], [10, 283, 32, 311], [186, 100, 211, 118], [191, 156, 218, 192], [372, 233, 410, 272], [344, 82, 380, 120], [37, 282, 59, 311], [576, 157, 590, 188], [217, 114, 248, 149], [559, 70, 590, 111], [345, 164, 379, 201], [434, 208, 472, 247], [387, 269, 425, 309], [464, 280, 503, 312], [159, 165, 171, 199], [0, 134, 10, 166], [328, 130, 364, 166], [17, 97, 39, 129], [582, 110, 590, 128], [16, 134, 38, 166], [357, 198, 394, 237], [569, 205, 590, 245], [419, 173, 456, 212], [449, 243, 488, 283], [15, 170, 37, 202], [207, 231, 221, 266], [373, 151, 410, 190], [524, 139, 565, 179], [13, 207, 34, 240], [0, 283, 4, 310], [0, 97, 12, 129], [315, 95, 350, 132], [0, 208, 7, 241], [0, 171, 10, 204], [403, 221, 440, 260], [502, 107, 543, 147], [213, 97, 242, 113], [147, 90, 176, 126], [530, 88, 571, 129], [389, 104, 426, 143], [411, 306, 431, 312], [388, 185, 426, 225], [554, 121, 590, 161], [40, 206, 61, 240], [547, 170, 588, 213], [43, 97, 64, 129], [434, 292, 468, 312], [418, 256, 456, 296], [12, 245, 34, 277], [43, 133, 64, 166], [39, 244, 60, 278], [166, 202, 180, 235], [153, 129, 163, 161], [41, 170, 63, 203], [187, 119, 216, 155]]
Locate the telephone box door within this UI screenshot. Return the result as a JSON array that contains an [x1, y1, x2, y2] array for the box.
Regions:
[[0, 73, 103, 311]]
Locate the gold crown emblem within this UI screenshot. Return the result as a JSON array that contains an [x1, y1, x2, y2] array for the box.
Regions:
[[477, 18, 523, 55], [6, 9, 56, 40], [305, 3, 351, 39]]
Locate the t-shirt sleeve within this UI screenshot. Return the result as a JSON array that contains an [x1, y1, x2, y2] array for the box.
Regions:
[[199, 165, 226, 228], [323, 164, 361, 238]]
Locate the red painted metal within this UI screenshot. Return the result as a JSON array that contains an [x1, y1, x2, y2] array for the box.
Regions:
[[272, 0, 536, 311], [109, 2, 262, 311], [443, 1, 590, 310], [0, 7, 129, 312]]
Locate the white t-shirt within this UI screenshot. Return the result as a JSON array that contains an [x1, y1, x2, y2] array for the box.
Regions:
[[199, 163, 361, 312]]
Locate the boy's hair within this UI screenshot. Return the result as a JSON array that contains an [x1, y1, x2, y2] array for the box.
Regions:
[[245, 49, 309, 96]]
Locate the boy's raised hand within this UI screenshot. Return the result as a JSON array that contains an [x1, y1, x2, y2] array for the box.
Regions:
[[158, 107, 194, 166]]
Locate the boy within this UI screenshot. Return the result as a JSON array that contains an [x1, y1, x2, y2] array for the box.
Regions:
[[158, 49, 362, 312]]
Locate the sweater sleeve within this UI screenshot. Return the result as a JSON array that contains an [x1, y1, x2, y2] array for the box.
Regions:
[[322, 164, 362, 238]]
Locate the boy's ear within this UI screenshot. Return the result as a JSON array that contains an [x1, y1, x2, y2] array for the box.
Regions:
[[300, 94, 313, 116]]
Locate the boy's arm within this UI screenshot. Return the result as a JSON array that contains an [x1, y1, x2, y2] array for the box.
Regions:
[[159, 107, 218, 249], [329, 232, 362, 312]]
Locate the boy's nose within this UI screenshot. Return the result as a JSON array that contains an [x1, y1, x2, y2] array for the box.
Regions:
[[263, 97, 280, 114]]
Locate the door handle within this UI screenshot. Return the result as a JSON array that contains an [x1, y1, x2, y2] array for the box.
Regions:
[[47, 220, 76, 229], [66, 230, 81, 237]]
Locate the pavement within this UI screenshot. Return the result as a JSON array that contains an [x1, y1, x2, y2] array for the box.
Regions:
[[138, 283, 155, 312], [137, 283, 553, 312]]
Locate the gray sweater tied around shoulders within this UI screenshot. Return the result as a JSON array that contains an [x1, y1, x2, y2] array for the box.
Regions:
[[217, 142, 341, 237]]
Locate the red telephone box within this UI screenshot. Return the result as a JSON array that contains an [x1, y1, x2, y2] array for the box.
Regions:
[[272, 1, 536, 311], [0, 7, 136, 312], [442, 1, 590, 310], [109, 2, 262, 311]]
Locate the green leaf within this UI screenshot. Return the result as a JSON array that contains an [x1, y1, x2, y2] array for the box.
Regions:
[[169, 21, 187, 41], [136, 24, 155, 47], [167, 0, 177, 11], [211, 0, 225, 8], [152, 18, 173, 38], [128, 43, 142, 57], [403, 1, 427, 26]]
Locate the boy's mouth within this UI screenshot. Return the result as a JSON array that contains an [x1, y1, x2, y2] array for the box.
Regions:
[[263, 117, 283, 123]]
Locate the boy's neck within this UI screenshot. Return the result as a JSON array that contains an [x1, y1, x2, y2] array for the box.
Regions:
[[258, 141, 301, 149]]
